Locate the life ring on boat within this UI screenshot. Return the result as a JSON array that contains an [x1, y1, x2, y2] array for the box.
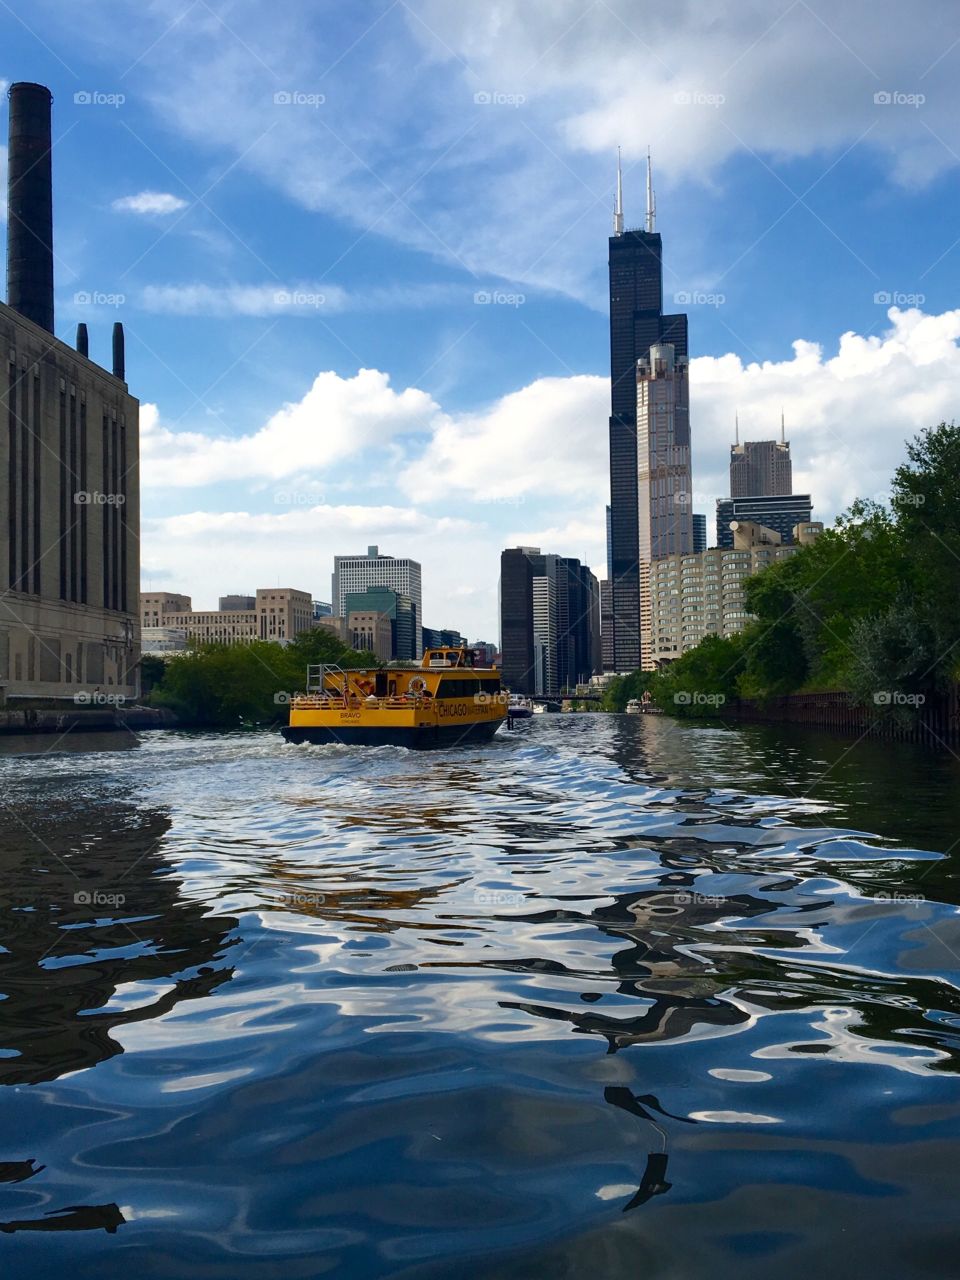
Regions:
[[409, 676, 428, 695]]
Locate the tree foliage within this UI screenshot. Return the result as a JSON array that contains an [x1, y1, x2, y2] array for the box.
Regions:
[[149, 631, 377, 728]]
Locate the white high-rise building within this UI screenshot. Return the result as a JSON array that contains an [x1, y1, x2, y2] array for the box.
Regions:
[[637, 343, 693, 670], [531, 575, 558, 695], [332, 546, 423, 657]]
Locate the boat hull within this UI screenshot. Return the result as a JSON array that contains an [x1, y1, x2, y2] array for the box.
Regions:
[[282, 717, 504, 749]]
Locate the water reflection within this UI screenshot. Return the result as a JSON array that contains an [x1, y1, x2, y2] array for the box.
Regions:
[[0, 793, 238, 1085], [0, 721, 958, 1275]]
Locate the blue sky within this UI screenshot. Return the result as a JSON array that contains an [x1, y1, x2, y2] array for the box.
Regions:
[[4, 0, 960, 638]]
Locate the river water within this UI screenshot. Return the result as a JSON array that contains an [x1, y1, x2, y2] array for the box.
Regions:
[[1, 715, 959, 1278]]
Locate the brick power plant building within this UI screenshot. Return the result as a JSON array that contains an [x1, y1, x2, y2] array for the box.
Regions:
[[0, 83, 140, 705]]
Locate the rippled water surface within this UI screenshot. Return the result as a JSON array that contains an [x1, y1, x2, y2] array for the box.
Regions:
[[2, 716, 960, 1278]]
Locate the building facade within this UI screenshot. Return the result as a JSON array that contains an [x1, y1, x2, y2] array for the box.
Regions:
[[332, 546, 422, 656], [348, 610, 392, 662], [693, 513, 707, 553], [606, 153, 688, 673], [730, 437, 792, 498], [141, 593, 192, 630], [499, 546, 601, 695], [637, 342, 693, 667], [141, 626, 188, 657], [345, 586, 417, 661], [650, 521, 823, 664], [1, 84, 140, 704], [532, 574, 558, 695], [715, 494, 814, 548], [138, 588, 313, 646]]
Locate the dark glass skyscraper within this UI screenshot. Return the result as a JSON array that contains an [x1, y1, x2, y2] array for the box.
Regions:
[[606, 155, 688, 672]]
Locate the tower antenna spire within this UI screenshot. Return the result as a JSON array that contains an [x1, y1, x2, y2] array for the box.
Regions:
[[614, 146, 624, 235], [645, 146, 656, 233], [735, 411, 739, 446], [781, 407, 785, 444]]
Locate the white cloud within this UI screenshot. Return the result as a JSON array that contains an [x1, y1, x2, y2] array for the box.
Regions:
[[140, 306, 960, 634], [112, 190, 188, 215], [140, 368, 443, 486], [55, 1, 960, 299], [137, 280, 462, 317]]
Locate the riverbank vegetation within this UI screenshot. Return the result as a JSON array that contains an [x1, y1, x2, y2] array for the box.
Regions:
[[147, 627, 376, 728], [645, 421, 960, 721]]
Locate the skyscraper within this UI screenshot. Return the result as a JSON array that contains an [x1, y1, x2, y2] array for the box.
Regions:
[[730, 422, 792, 498], [636, 341, 693, 666], [606, 150, 688, 672], [693, 513, 707, 553], [715, 494, 813, 548], [332, 545, 422, 656], [500, 547, 601, 695]]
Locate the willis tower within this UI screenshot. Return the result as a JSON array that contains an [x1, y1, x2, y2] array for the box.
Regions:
[[605, 151, 688, 672]]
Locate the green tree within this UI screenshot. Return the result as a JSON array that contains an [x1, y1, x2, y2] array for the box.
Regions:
[[150, 631, 376, 727], [891, 421, 960, 672], [648, 633, 746, 717]]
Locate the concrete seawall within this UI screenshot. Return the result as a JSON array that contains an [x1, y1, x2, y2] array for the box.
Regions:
[[0, 705, 178, 735], [732, 688, 960, 745]]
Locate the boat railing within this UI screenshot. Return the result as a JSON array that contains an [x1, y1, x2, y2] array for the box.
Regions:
[[291, 692, 433, 710]]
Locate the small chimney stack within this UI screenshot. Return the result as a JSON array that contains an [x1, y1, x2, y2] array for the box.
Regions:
[[76, 323, 88, 357], [6, 82, 55, 333], [112, 321, 125, 381]]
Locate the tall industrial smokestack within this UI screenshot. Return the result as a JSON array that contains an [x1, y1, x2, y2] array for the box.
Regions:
[[6, 82, 54, 334], [112, 322, 125, 381]]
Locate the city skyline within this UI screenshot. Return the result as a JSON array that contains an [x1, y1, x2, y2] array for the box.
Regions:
[[5, 4, 960, 639]]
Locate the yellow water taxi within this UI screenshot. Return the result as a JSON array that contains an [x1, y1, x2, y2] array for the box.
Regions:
[[281, 646, 507, 748]]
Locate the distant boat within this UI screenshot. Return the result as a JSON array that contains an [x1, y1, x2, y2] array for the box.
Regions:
[[508, 694, 534, 719], [532, 702, 547, 715], [625, 699, 641, 714]]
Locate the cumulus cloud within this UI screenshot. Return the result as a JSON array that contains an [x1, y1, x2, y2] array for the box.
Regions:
[[140, 368, 443, 486], [112, 191, 189, 215], [141, 306, 960, 633]]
